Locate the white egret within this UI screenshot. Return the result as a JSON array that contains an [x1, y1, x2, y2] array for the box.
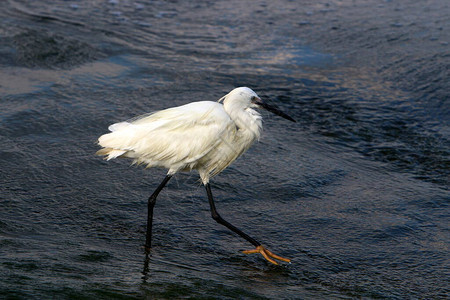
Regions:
[[96, 87, 295, 265]]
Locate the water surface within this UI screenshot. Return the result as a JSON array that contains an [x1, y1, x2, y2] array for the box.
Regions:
[[0, 0, 448, 298]]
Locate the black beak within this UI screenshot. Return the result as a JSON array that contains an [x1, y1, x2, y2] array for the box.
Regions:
[[253, 98, 296, 122]]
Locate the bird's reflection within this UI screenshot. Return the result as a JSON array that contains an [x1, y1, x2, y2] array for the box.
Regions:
[[142, 252, 151, 281]]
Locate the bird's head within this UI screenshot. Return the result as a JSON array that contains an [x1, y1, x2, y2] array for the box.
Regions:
[[219, 87, 296, 122]]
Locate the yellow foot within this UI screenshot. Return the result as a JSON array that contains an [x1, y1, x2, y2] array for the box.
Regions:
[[242, 245, 291, 265]]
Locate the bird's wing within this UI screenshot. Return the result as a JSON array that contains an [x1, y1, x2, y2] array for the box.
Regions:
[[97, 101, 236, 170]]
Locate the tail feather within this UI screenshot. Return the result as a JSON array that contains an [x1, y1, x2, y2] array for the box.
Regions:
[[108, 121, 131, 132], [96, 147, 127, 160], [96, 126, 130, 160]]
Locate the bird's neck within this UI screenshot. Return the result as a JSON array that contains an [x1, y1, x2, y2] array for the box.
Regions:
[[228, 106, 263, 141]]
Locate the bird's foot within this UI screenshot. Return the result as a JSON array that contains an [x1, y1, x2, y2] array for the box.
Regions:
[[242, 245, 291, 265]]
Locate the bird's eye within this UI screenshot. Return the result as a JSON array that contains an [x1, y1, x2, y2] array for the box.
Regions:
[[251, 96, 257, 102]]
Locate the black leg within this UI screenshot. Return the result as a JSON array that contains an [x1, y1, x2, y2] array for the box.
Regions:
[[145, 175, 172, 252], [205, 183, 261, 247]]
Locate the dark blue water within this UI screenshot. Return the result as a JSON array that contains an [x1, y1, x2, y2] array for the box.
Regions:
[[1, 0, 448, 298]]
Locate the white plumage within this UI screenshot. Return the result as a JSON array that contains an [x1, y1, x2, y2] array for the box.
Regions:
[[96, 87, 295, 265], [97, 87, 263, 184]]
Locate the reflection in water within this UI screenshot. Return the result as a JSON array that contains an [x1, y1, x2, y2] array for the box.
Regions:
[[142, 253, 150, 282]]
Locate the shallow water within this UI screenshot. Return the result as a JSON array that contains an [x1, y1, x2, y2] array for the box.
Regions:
[[0, 0, 448, 298]]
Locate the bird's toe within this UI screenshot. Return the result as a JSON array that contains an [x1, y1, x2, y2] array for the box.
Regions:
[[242, 245, 290, 265]]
